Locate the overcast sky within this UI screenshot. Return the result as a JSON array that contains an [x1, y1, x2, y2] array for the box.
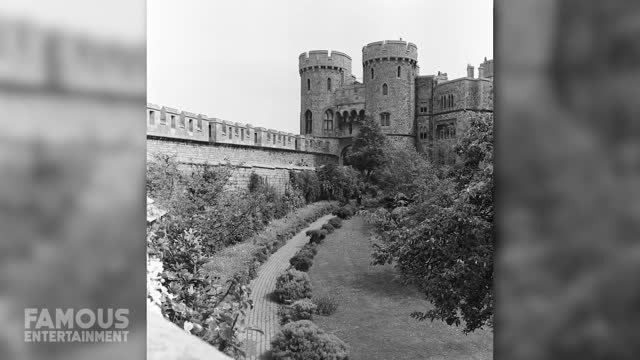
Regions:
[[148, 0, 493, 133]]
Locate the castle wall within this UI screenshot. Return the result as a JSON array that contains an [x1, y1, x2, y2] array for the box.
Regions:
[[147, 136, 338, 192]]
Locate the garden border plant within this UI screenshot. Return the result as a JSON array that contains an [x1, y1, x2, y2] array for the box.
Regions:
[[272, 216, 349, 359]]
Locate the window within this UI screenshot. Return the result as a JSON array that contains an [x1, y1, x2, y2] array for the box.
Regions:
[[305, 110, 313, 134], [380, 112, 390, 127], [327, 78, 332, 91], [397, 66, 401, 78], [307, 78, 311, 91], [180, 117, 185, 128], [188, 119, 193, 132], [160, 113, 166, 125], [170, 115, 176, 128], [149, 110, 155, 125], [197, 119, 202, 131], [228, 127, 232, 139], [324, 110, 334, 131], [436, 122, 456, 139], [349, 122, 353, 135], [450, 94, 454, 108], [419, 106, 427, 113], [241, 128, 244, 141], [382, 83, 388, 96], [273, 134, 276, 144], [371, 67, 374, 79], [254, 132, 258, 144]]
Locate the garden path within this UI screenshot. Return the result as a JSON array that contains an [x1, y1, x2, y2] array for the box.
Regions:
[[243, 214, 333, 360]]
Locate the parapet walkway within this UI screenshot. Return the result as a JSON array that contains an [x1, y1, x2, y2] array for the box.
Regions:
[[243, 214, 333, 359]]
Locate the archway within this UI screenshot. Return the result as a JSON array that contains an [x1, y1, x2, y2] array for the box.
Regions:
[[340, 145, 352, 166]]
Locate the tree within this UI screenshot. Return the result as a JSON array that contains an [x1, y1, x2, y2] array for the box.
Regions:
[[346, 116, 388, 179], [370, 114, 494, 333]]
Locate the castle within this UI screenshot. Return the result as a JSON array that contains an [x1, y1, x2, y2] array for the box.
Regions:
[[146, 40, 493, 169], [299, 40, 493, 159]]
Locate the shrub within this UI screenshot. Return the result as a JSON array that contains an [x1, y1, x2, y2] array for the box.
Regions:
[[300, 242, 318, 256], [289, 253, 313, 272], [306, 229, 328, 244], [289, 170, 321, 203], [271, 320, 349, 360], [333, 205, 356, 219], [279, 299, 318, 324], [314, 296, 339, 316], [274, 269, 312, 303], [321, 222, 335, 234], [328, 217, 342, 229]]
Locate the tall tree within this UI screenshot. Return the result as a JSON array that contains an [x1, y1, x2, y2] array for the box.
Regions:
[[346, 116, 388, 179], [371, 114, 494, 333]]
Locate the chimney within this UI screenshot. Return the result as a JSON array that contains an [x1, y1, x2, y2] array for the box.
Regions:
[[467, 64, 475, 78], [478, 65, 485, 79]]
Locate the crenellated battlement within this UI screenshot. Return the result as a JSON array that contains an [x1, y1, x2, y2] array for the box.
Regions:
[[0, 16, 145, 99], [147, 103, 339, 155], [298, 50, 352, 73], [362, 40, 418, 65]]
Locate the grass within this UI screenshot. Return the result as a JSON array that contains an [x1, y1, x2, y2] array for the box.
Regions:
[[308, 217, 493, 360]]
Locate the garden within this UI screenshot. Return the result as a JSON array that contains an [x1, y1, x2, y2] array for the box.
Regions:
[[146, 111, 494, 359]]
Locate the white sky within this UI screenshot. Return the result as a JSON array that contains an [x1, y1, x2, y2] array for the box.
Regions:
[[148, 0, 493, 133]]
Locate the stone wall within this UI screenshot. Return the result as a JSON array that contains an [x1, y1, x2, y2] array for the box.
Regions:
[[363, 41, 418, 146], [147, 136, 338, 192]]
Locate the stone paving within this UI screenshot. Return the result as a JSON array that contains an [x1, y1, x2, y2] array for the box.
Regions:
[[243, 214, 333, 360]]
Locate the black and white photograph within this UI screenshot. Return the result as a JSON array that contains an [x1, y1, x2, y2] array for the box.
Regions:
[[146, 1, 493, 359], [2, 0, 640, 360]]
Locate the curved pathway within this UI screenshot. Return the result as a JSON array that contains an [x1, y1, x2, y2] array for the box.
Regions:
[[243, 214, 333, 359]]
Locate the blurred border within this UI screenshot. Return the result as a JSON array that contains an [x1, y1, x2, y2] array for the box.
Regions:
[[0, 2, 146, 359], [496, 0, 640, 359]]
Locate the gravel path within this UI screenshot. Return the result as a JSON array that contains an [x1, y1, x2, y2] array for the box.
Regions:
[[243, 214, 333, 359]]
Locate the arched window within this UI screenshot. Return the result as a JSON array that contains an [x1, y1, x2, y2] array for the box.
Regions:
[[371, 68, 374, 79], [307, 78, 311, 91], [397, 66, 401, 78], [170, 115, 176, 128], [148, 110, 155, 125], [305, 110, 313, 134], [382, 83, 388, 96], [327, 78, 332, 91], [450, 94, 454, 108], [188, 119, 193, 132], [380, 112, 390, 127], [324, 110, 334, 131]]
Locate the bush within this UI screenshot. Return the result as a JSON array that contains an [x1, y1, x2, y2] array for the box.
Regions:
[[333, 205, 355, 219], [289, 170, 321, 203], [279, 299, 318, 324], [321, 222, 335, 234], [328, 217, 342, 229], [289, 253, 313, 272], [306, 229, 328, 244], [271, 320, 349, 360], [274, 269, 312, 303], [314, 296, 339, 316]]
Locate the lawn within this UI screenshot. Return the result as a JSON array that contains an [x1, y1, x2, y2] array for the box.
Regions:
[[308, 216, 493, 360]]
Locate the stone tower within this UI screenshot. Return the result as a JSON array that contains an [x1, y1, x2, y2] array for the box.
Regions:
[[362, 40, 418, 148], [299, 50, 352, 137]]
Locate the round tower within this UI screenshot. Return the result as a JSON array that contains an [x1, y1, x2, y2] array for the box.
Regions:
[[299, 50, 352, 137], [362, 40, 418, 148]]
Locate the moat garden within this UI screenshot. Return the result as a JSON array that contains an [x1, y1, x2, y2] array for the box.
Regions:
[[147, 115, 494, 359]]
